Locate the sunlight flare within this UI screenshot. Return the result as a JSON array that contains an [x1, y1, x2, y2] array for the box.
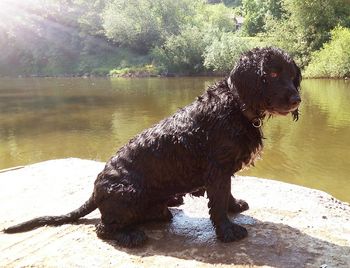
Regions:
[[0, 0, 42, 24]]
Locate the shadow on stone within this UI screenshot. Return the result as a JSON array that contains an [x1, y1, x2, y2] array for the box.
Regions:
[[97, 209, 349, 267]]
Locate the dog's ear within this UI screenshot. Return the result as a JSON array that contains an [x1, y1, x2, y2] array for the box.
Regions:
[[292, 61, 301, 121], [230, 49, 266, 111], [293, 61, 302, 91]]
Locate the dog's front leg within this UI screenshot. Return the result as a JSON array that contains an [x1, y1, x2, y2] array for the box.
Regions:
[[206, 170, 248, 242]]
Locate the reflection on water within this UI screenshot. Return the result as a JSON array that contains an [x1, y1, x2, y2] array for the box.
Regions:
[[0, 78, 349, 202]]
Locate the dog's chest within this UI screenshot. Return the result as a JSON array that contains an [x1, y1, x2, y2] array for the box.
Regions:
[[235, 127, 263, 171], [239, 142, 262, 171], [213, 125, 263, 174]]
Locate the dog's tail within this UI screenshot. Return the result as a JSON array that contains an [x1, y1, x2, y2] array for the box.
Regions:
[[3, 195, 97, 233]]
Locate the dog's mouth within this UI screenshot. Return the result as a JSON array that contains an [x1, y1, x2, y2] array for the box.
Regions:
[[275, 111, 290, 116], [267, 104, 300, 116], [265, 93, 301, 117]]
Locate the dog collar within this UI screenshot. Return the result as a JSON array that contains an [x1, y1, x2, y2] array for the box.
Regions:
[[241, 104, 263, 128]]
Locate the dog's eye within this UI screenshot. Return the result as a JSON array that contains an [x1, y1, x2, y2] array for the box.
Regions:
[[270, 72, 279, 78]]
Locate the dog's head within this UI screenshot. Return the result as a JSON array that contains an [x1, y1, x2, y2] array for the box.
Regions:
[[229, 47, 301, 121]]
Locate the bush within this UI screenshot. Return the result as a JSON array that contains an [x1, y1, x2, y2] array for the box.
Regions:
[[195, 3, 236, 33], [103, 0, 162, 53], [304, 27, 350, 78], [102, 0, 198, 53], [109, 65, 160, 77], [76, 47, 150, 75], [90, 67, 111, 76], [152, 26, 215, 74], [203, 33, 266, 73], [263, 0, 350, 68], [263, 15, 311, 68]]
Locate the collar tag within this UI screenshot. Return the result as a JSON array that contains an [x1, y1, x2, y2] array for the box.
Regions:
[[252, 118, 263, 128]]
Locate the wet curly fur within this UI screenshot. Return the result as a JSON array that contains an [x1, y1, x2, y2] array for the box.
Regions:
[[4, 47, 301, 247]]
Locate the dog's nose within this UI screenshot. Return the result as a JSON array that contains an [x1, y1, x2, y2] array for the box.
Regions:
[[289, 95, 301, 106]]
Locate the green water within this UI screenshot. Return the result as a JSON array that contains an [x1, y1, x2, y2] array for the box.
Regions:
[[0, 77, 349, 202]]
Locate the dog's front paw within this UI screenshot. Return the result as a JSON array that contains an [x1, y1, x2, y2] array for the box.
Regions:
[[216, 221, 248, 243], [228, 198, 249, 214]]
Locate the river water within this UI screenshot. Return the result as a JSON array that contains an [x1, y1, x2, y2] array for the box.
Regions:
[[0, 77, 349, 202]]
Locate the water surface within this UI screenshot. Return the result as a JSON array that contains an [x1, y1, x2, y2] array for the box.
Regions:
[[0, 78, 349, 202]]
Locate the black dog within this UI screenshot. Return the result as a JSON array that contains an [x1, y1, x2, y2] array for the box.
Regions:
[[4, 47, 301, 247]]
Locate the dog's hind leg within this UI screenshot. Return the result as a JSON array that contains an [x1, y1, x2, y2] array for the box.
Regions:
[[96, 221, 147, 247], [95, 205, 172, 247], [143, 203, 173, 222], [221, 177, 249, 214], [228, 194, 249, 214], [95, 202, 149, 247], [96, 199, 172, 247], [93, 185, 149, 247]]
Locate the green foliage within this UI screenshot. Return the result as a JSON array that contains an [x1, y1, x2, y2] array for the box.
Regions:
[[0, 0, 110, 76], [242, 0, 265, 35], [103, 0, 162, 53], [76, 47, 150, 75], [304, 27, 350, 78], [194, 3, 236, 32], [102, 0, 198, 53], [1, 0, 350, 77], [263, 15, 310, 67], [203, 33, 266, 72], [264, 0, 350, 67], [242, 0, 284, 36], [109, 64, 160, 77], [151, 0, 198, 35], [152, 26, 215, 74], [283, 0, 346, 52]]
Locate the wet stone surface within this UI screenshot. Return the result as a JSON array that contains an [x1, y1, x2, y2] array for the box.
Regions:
[[0, 159, 349, 268]]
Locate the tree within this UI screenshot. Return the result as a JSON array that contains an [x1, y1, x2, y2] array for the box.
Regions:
[[264, 0, 350, 67], [103, 0, 161, 53], [203, 33, 264, 72], [242, 0, 284, 36], [102, 0, 198, 53], [305, 27, 350, 78], [195, 3, 236, 32], [283, 0, 348, 52], [152, 26, 214, 74]]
